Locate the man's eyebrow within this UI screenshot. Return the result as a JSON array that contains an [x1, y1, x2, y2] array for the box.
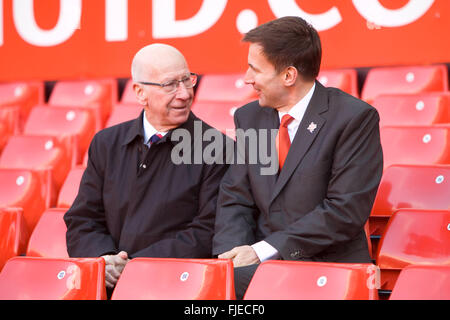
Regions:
[[248, 63, 259, 72]]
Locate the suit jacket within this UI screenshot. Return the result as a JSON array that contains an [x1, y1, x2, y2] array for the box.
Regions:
[[213, 81, 383, 263]]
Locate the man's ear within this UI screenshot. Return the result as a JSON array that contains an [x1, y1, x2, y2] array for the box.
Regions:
[[283, 66, 298, 87], [133, 83, 147, 106]]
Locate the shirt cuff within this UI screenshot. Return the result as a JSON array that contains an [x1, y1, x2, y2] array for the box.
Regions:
[[252, 241, 279, 262]]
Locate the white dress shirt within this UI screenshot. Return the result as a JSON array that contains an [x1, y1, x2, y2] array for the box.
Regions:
[[143, 111, 168, 146], [251, 83, 316, 262]]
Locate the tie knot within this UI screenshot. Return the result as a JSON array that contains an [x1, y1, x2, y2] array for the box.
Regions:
[[280, 114, 294, 128], [149, 133, 163, 145]]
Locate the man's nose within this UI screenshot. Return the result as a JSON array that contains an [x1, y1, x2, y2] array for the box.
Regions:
[[244, 69, 254, 85]]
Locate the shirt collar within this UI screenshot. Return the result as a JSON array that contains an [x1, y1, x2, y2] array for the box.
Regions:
[[142, 110, 167, 145], [278, 82, 316, 122]]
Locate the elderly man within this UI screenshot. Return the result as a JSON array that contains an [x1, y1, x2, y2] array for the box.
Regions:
[[64, 44, 229, 291]]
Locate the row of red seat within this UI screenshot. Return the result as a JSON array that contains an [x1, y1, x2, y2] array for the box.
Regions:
[[0, 255, 448, 300]]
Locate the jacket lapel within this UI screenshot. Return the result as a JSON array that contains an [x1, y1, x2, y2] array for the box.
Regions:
[[270, 81, 329, 203]]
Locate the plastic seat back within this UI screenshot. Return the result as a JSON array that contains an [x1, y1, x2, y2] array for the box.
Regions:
[[191, 100, 238, 139], [24, 105, 96, 164], [380, 126, 450, 169], [0, 105, 20, 150], [0, 168, 50, 233], [195, 73, 257, 103], [105, 104, 142, 128], [374, 92, 450, 127], [317, 69, 359, 97], [57, 166, 85, 208], [0, 208, 28, 271], [0, 257, 106, 300], [362, 65, 448, 104], [244, 261, 379, 300], [376, 209, 450, 290], [26, 208, 68, 258], [390, 265, 450, 300], [111, 258, 235, 300]]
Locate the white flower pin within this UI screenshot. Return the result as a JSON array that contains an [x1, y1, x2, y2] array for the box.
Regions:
[[307, 122, 317, 133]]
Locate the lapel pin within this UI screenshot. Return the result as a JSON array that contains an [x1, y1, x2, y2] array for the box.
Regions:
[[307, 122, 317, 133]]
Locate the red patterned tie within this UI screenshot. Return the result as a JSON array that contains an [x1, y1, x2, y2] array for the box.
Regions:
[[149, 133, 163, 145], [276, 114, 294, 170]]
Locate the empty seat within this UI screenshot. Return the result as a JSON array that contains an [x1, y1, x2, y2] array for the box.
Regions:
[[0, 81, 43, 130], [195, 73, 257, 103], [374, 92, 450, 127], [0, 105, 20, 151], [243, 261, 379, 300], [49, 80, 113, 130], [0, 135, 72, 205], [376, 209, 450, 291], [380, 126, 450, 169], [191, 100, 239, 139], [0, 208, 28, 271], [23, 105, 96, 164], [105, 104, 142, 128], [57, 166, 85, 208], [111, 258, 235, 300], [317, 69, 359, 97], [369, 165, 450, 238], [26, 208, 68, 258], [0, 168, 50, 233], [0, 256, 106, 300], [390, 265, 450, 300], [362, 65, 448, 104]]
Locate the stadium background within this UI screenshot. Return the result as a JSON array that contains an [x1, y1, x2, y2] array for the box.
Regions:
[[0, 0, 449, 300]]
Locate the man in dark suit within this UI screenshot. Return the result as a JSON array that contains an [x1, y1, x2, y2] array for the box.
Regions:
[[64, 44, 229, 292], [213, 16, 383, 299]]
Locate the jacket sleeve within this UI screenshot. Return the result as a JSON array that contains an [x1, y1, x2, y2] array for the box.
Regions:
[[64, 134, 118, 257]]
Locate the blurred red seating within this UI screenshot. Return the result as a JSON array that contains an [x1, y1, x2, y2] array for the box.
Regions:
[[57, 166, 85, 208], [23, 105, 96, 164], [376, 209, 450, 291], [0, 168, 50, 233], [26, 208, 68, 258], [191, 100, 239, 139], [48, 80, 113, 130], [0, 256, 106, 300], [369, 164, 450, 238], [195, 73, 257, 103], [390, 264, 450, 300], [0, 135, 72, 205], [380, 125, 450, 169], [120, 79, 138, 105], [374, 92, 450, 127], [0, 207, 28, 271], [105, 103, 142, 128], [362, 64, 448, 104], [317, 69, 359, 97], [0, 105, 20, 151], [111, 258, 235, 300], [243, 261, 379, 300]]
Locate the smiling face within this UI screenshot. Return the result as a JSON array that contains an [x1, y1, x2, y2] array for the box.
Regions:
[[244, 43, 288, 109], [132, 44, 194, 132]]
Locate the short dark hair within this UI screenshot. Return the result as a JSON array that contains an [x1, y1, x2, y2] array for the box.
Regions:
[[243, 16, 322, 81]]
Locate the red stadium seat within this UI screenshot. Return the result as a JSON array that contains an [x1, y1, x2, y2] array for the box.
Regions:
[[0, 135, 72, 205], [243, 261, 379, 300], [48, 80, 113, 130], [105, 103, 142, 128], [0, 81, 43, 131], [0, 105, 19, 151], [317, 69, 359, 97], [374, 92, 450, 127], [390, 265, 450, 300], [369, 165, 450, 239], [57, 166, 85, 208], [361, 64, 448, 104], [191, 100, 239, 139], [195, 73, 257, 103], [111, 258, 235, 300], [376, 209, 450, 291], [380, 126, 450, 169], [26, 208, 68, 258], [0, 208, 28, 271], [0, 256, 106, 300], [0, 168, 50, 233], [23, 105, 96, 164]]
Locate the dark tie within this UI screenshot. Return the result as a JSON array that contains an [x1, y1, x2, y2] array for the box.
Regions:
[[149, 133, 163, 145], [276, 114, 294, 170]]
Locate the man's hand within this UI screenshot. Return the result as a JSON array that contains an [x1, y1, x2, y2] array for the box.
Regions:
[[218, 245, 260, 267], [101, 251, 129, 288]]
